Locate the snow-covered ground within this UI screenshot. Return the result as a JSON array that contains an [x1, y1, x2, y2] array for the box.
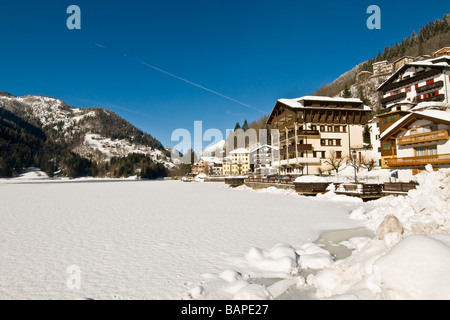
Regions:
[[0, 166, 448, 300], [0, 179, 364, 300]]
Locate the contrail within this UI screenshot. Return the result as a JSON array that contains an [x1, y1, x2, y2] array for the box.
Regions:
[[95, 43, 266, 114]]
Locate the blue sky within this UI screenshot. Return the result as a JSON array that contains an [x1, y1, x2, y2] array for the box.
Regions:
[[0, 0, 449, 147]]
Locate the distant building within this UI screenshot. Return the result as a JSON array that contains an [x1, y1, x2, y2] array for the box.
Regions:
[[191, 159, 210, 175], [223, 148, 250, 176], [414, 55, 432, 62], [373, 60, 394, 76], [201, 157, 223, 176], [192, 157, 223, 176], [266, 96, 372, 175], [434, 47, 450, 58], [250, 144, 274, 175], [393, 56, 415, 72]]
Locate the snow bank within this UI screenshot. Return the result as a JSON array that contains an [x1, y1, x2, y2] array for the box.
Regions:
[[213, 166, 450, 300], [311, 166, 450, 299], [350, 165, 450, 235]]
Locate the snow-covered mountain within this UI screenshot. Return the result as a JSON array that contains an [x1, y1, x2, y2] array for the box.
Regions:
[[0, 92, 173, 177]]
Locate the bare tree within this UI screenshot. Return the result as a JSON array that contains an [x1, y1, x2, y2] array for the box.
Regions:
[[360, 156, 378, 172], [323, 150, 346, 176]]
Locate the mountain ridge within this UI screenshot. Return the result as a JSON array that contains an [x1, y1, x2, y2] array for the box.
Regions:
[[0, 92, 172, 178]]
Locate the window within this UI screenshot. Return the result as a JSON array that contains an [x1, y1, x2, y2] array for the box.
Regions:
[[383, 143, 391, 151], [390, 115, 397, 122], [428, 145, 438, 156], [415, 147, 427, 157], [336, 151, 342, 159]]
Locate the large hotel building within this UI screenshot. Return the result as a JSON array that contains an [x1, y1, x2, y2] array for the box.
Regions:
[[266, 96, 372, 175]]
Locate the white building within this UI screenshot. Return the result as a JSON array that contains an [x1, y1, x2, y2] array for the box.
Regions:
[[266, 96, 372, 175], [378, 56, 450, 109]]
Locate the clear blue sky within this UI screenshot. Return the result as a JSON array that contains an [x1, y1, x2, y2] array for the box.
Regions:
[[0, 0, 449, 147]]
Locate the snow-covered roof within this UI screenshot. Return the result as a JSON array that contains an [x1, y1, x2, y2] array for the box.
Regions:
[[433, 47, 450, 55], [200, 156, 223, 164], [381, 109, 450, 139], [410, 102, 450, 112], [278, 96, 363, 109], [377, 56, 450, 92], [229, 148, 250, 154]]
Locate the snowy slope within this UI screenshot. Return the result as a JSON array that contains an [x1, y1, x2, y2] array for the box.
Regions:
[[0, 94, 172, 167]]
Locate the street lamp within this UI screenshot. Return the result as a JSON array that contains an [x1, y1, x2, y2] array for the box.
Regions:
[[351, 150, 358, 184]]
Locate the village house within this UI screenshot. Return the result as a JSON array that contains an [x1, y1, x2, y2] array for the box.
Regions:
[[249, 144, 275, 176], [434, 47, 450, 58], [372, 60, 394, 76], [191, 159, 210, 175], [380, 107, 450, 181], [266, 96, 372, 176], [378, 55, 450, 109], [192, 157, 223, 176], [222, 148, 250, 176], [376, 54, 450, 168], [393, 56, 415, 72]]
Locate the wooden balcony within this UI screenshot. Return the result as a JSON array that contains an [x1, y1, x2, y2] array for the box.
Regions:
[[380, 92, 407, 105], [297, 130, 320, 136], [396, 130, 449, 146], [416, 94, 445, 103], [280, 144, 313, 155], [387, 153, 450, 167], [416, 81, 444, 94]]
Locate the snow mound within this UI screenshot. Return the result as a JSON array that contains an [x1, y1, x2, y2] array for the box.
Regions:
[[245, 244, 299, 275], [350, 165, 450, 235], [311, 167, 450, 299], [374, 235, 450, 300]]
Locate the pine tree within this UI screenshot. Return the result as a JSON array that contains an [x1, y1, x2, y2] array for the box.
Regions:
[[234, 122, 241, 131], [342, 85, 352, 98], [242, 120, 249, 132]]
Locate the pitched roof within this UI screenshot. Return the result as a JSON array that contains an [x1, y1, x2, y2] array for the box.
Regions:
[[378, 56, 450, 92], [381, 109, 450, 140]]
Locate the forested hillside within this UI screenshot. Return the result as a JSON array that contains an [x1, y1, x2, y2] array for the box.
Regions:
[[0, 93, 170, 179]]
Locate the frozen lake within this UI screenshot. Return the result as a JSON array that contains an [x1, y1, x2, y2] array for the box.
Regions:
[[0, 180, 365, 300]]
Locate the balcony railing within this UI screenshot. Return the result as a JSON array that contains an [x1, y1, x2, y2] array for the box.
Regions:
[[416, 94, 445, 103], [380, 92, 407, 105], [297, 130, 320, 136], [396, 130, 449, 146], [416, 81, 444, 94], [280, 130, 320, 141], [280, 144, 313, 155], [387, 153, 450, 167]]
